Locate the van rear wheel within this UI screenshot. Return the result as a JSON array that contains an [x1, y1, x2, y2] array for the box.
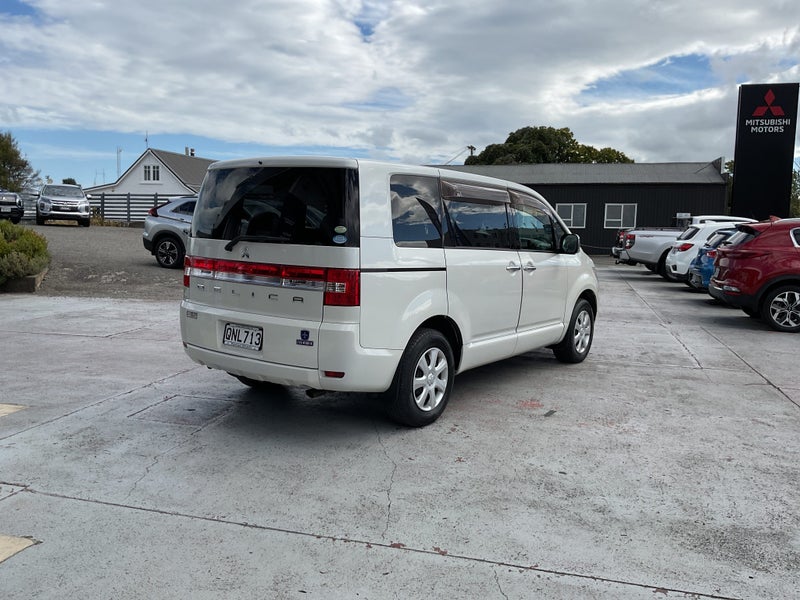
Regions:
[[387, 328, 454, 427]]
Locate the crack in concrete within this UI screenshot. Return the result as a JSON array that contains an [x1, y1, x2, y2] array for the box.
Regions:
[[19, 487, 745, 600], [374, 423, 398, 541], [493, 569, 509, 600]]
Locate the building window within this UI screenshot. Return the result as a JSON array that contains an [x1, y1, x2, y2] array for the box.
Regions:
[[604, 203, 637, 229], [556, 203, 586, 228], [143, 165, 160, 182]]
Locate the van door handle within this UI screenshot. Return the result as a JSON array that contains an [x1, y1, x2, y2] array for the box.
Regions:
[[506, 262, 521, 272], [523, 262, 537, 272]]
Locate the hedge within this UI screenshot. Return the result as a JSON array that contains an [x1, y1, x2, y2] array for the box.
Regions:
[[0, 221, 51, 286]]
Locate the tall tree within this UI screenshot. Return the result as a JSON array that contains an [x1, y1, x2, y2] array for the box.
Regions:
[[0, 131, 40, 192], [465, 126, 633, 165]]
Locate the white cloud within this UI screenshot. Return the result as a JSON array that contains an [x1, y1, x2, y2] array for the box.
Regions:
[[1, 0, 798, 167]]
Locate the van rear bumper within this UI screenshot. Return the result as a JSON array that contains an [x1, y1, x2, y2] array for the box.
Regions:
[[182, 317, 403, 393]]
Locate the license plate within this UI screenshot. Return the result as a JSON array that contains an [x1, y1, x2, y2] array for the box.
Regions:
[[223, 322, 263, 351], [0, 207, 10, 213]]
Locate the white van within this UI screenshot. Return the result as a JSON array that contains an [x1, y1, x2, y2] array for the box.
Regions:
[[180, 157, 599, 426]]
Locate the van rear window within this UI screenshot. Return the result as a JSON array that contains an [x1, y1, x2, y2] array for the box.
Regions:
[[193, 166, 359, 247]]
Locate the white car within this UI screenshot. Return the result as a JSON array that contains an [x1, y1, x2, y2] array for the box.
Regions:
[[180, 157, 599, 427], [664, 219, 755, 282], [35, 184, 92, 227]]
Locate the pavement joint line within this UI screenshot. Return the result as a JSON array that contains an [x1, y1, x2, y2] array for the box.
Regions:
[[703, 327, 800, 411], [0, 365, 202, 443], [22, 487, 743, 600]]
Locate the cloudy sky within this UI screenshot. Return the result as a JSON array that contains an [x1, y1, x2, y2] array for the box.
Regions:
[[1, 0, 798, 187]]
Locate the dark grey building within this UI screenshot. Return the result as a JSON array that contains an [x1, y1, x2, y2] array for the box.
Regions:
[[440, 159, 729, 254]]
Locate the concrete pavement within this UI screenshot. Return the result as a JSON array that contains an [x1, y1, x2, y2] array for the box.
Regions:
[[0, 262, 798, 599]]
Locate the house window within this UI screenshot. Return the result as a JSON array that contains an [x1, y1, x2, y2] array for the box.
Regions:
[[143, 165, 160, 182], [556, 203, 586, 228], [604, 203, 637, 229]]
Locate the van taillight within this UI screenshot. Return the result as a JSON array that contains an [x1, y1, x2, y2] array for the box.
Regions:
[[324, 269, 360, 306], [183, 256, 360, 306], [184, 256, 214, 287]]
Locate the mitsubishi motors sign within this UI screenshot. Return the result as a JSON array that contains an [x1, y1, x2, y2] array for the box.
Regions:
[[731, 83, 799, 219]]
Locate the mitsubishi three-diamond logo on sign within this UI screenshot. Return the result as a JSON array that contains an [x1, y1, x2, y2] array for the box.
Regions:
[[745, 87, 792, 133], [753, 89, 785, 117]]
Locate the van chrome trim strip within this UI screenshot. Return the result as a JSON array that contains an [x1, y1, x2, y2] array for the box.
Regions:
[[360, 267, 447, 273]]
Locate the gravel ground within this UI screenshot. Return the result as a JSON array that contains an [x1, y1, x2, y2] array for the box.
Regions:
[[25, 222, 184, 301]]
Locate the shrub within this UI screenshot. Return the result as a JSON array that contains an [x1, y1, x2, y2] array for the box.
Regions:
[[0, 221, 51, 286]]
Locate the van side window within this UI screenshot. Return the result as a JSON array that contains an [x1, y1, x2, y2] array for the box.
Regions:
[[443, 200, 512, 249], [441, 180, 512, 249], [391, 175, 444, 248], [510, 193, 563, 252]]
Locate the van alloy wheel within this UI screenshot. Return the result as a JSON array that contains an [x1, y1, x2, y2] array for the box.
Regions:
[[552, 298, 594, 363], [762, 286, 800, 333], [387, 328, 454, 427], [412, 347, 449, 412]]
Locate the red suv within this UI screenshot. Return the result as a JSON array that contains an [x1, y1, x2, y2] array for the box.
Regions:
[[709, 218, 800, 332]]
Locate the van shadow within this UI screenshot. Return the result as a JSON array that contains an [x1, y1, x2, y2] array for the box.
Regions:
[[217, 384, 402, 440]]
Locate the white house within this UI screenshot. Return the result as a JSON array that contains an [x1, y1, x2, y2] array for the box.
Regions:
[[86, 147, 215, 197]]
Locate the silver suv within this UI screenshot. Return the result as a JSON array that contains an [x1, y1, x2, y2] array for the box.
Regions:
[[142, 196, 196, 268], [36, 184, 92, 227]]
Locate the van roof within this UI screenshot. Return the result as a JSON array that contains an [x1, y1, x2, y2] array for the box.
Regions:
[[206, 156, 544, 201]]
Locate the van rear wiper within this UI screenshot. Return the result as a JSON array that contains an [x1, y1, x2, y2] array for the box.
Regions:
[[224, 234, 289, 251]]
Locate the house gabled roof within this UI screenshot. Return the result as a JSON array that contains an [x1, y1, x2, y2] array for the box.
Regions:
[[85, 148, 216, 193], [149, 149, 215, 191], [438, 159, 727, 186]]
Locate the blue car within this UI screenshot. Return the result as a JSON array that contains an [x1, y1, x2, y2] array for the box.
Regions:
[[688, 228, 736, 290]]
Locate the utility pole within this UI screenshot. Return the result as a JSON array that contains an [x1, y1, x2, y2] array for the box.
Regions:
[[116, 147, 123, 179]]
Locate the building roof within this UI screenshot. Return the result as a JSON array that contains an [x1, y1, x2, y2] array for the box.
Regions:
[[149, 149, 215, 191], [85, 148, 215, 193], [438, 160, 727, 186]]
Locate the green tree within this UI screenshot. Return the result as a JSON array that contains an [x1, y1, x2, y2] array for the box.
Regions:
[[62, 177, 77, 185], [465, 126, 633, 165], [0, 131, 40, 192]]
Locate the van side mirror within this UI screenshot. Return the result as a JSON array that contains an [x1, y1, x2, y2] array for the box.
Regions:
[[561, 233, 580, 254]]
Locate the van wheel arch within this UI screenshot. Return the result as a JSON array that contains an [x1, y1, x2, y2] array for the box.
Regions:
[[417, 316, 462, 371]]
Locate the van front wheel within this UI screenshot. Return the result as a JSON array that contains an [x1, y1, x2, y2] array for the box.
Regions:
[[387, 329, 454, 427], [552, 299, 594, 363]]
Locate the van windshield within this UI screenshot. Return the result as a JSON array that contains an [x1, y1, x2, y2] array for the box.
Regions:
[[193, 166, 359, 247]]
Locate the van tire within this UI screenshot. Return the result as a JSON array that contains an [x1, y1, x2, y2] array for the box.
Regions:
[[552, 299, 594, 363], [386, 328, 454, 427]]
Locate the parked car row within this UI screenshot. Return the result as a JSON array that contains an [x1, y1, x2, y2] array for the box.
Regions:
[[613, 215, 756, 277], [621, 217, 800, 333]]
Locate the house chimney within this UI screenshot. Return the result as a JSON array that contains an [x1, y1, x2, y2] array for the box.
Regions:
[[190, 148, 195, 157], [185, 146, 189, 155]]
